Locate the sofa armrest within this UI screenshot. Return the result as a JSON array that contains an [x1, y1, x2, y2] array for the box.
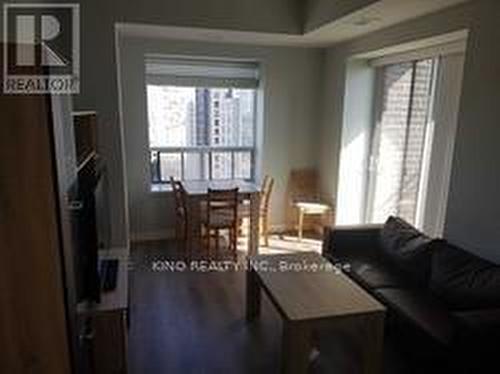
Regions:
[[322, 224, 383, 261]]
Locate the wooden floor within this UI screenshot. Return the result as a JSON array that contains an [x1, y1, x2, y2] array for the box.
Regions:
[[129, 240, 284, 373], [128, 238, 414, 374]]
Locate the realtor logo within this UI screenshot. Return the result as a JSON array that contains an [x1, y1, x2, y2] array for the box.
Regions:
[[3, 3, 79, 94]]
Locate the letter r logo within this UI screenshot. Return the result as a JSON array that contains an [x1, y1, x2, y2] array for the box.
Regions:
[[3, 4, 80, 94], [14, 12, 67, 66]]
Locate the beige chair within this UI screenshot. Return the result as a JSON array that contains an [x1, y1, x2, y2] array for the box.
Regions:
[[239, 175, 274, 247], [285, 169, 333, 241], [202, 188, 239, 260]]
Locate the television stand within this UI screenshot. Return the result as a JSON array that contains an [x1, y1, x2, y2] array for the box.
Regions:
[[100, 259, 119, 292], [78, 248, 129, 374]]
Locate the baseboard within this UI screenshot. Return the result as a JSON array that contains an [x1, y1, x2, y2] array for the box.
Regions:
[[269, 224, 325, 236], [130, 223, 322, 243], [130, 229, 175, 243], [269, 224, 287, 234]]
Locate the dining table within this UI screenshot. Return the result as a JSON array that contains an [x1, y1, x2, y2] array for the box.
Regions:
[[182, 180, 261, 257]]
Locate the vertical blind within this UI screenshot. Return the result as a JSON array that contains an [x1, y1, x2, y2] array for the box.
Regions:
[[366, 58, 437, 225]]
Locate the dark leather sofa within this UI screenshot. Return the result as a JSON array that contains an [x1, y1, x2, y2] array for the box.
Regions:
[[322, 216, 500, 373]]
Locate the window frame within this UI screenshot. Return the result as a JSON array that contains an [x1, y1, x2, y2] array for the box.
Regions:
[[364, 58, 438, 226]]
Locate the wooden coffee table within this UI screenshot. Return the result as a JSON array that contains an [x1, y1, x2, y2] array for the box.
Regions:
[[246, 252, 386, 374]]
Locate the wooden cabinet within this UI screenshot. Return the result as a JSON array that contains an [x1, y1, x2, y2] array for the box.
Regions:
[[77, 310, 128, 374], [0, 45, 128, 374], [89, 310, 128, 374], [0, 73, 73, 373], [78, 249, 129, 374]]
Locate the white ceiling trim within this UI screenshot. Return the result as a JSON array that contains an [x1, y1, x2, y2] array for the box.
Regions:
[[369, 38, 467, 67], [116, 23, 318, 48], [116, 0, 471, 48]]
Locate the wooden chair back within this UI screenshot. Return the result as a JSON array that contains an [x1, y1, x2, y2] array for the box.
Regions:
[[170, 176, 186, 218], [170, 177, 191, 256], [206, 188, 239, 227], [260, 175, 274, 213], [285, 168, 323, 231], [288, 168, 321, 203]]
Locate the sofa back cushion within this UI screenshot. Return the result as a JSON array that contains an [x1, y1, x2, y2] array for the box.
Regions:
[[379, 216, 434, 285], [430, 241, 500, 310]]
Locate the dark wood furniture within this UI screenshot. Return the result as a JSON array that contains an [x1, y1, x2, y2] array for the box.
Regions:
[[202, 187, 239, 259], [1, 72, 73, 374], [246, 252, 386, 374], [170, 176, 189, 257], [0, 63, 128, 373], [183, 180, 261, 257], [259, 176, 274, 246], [78, 249, 129, 374], [240, 175, 275, 247]]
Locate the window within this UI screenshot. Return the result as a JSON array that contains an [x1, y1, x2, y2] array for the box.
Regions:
[[365, 58, 437, 225], [145, 57, 259, 187], [336, 40, 467, 233]]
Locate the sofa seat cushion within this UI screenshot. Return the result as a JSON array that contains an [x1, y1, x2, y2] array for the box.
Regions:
[[346, 260, 410, 290], [430, 241, 500, 311], [374, 288, 454, 346], [328, 244, 381, 284], [379, 217, 435, 286]]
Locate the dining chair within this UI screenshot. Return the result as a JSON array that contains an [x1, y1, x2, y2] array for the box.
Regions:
[[259, 176, 274, 246], [285, 169, 333, 241], [202, 187, 239, 260], [239, 175, 275, 247], [170, 176, 189, 258]]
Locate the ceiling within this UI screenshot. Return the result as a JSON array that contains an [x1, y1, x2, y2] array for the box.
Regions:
[[117, 0, 471, 47], [303, 0, 471, 45]]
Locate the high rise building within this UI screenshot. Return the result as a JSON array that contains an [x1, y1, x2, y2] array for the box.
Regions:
[[148, 85, 255, 181], [194, 88, 210, 146]]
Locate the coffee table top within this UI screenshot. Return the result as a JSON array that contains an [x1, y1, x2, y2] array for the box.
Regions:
[[249, 252, 385, 321]]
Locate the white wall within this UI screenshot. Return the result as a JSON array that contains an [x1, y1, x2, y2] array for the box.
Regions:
[[72, 0, 305, 248], [318, 47, 345, 204], [319, 0, 500, 262], [100, 0, 303, 35], [117, 35, 324, 239], [305, 0, 378, 32], [443, 0, 500, 262], [70, 0, 500, 262]]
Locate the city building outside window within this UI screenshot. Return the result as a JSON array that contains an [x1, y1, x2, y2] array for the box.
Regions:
[[145, 57, 260, 189]]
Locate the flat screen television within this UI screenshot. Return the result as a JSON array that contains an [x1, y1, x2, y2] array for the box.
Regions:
[[71, 160, 102, 303]]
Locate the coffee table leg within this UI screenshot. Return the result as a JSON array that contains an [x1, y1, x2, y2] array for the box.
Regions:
[[246, 266, 261, 322], [281, 322, 311, 374]]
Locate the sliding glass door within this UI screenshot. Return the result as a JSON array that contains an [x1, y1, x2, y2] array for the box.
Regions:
[[365, 58, 437, 225]]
